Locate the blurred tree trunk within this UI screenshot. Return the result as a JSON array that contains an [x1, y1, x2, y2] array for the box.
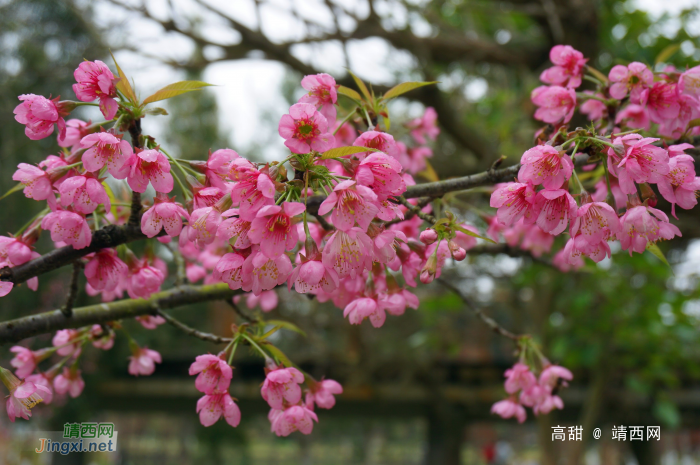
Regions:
[[567, 357, 609, 465], [630, 437, 660, 465], [424, 397, 464, 465], [538, 413, 558, 465]]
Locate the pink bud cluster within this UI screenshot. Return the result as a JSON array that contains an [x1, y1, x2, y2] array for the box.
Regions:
[[491, 362, 573, 423]]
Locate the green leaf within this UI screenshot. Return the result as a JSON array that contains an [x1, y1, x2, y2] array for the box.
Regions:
[[142, 81, 214, 105], [417, 159, 439, 182], [687, 118, 700, 129], [453, 224, 496, 244], [347, 70, 372, 103], [110, 50, 137, 104], [259, 326, 281, 340], [655, 44, 680, 64], [381, 81, 438, 101], [321, 146, 378, 159], [586, 66, 609, 84], [383, 114, 391, 131], [264, 319, 306, 337], [262, 343, 293, 367], [0, 183, 24, 201], [646, 243, 672, 271], [337, 85, 363, 103]]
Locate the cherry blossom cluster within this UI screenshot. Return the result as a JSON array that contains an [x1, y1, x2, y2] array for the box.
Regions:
[[490, 45, 699, 271]]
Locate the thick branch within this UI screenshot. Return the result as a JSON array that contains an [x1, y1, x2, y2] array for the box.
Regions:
[[61, 262, 83, 317], [0, 224, 150, 285], [0, 283, 239, 344]]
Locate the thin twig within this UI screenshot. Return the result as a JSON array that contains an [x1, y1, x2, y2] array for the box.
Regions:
[[226, 299, 258, 324], [394, 196, 437, 224], [437, 278, 520, 341], [156, 308, 232, 344], [384, 197, 432, 226], [61, 261, 83, 317], [128, 119, 143, 226]]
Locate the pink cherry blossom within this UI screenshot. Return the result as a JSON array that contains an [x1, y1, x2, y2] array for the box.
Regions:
[[531, 189, 577, 235], [298, 73, 338, 123], [128, 347, 162, 376], [534, 391, 565, 415], [41, 210, 92, 249], [59, 174, 111, 214], [248, 202, 305, 258], [213, 253, 246, 290], [84, 249, 127, 292], [564, 234, 611, 264], [540, 45, 587, 88], [269, 405, 318, 436], [452, 224, 481, 251], [657, 150, 700, 218], [59, 119, 90, 150], [126, 261, 166, 299], [353, 131, 399, 159], [398, 144, 433, 174], [491, 398, 526, 423], [135, 315, 166, 330], [344, 296, 388, 328], [193, 186, 224, 209], [518, 145, 574, 189], [608, 62, 653, 103], [658, 94, 697, 139], [570, 201, 620, 244], [490, 182, 536, 226], [13, 163, 53, 200], [90, 325, 115, 350], [647, 82, 680, 124], [217, 216, 252, 249], [318, 180, 378, 232], [355, 152, 405, 199], [289, 258, 339, 294], [679, 65, 700, 100], [539, 365, 574, 390], [615, 104, 650, 131], [307, 379, 343, 409], [504, 363, 537, 394], [261, 367, 305, 409], [25, 374, 54, 405], [10, 346, 46, 378], [189, 353, 233, 394], [80, 132, 133, 175], [553, 247, 584, 272], [229, 160, 276, 221], [245, 290, 279, 312], [608, 134, 669, 194], [579, 92, 608, 121], [406, 107, 440, 144], [4, 376, 51, 422], [333, 120, 357, 147], [373, 229, 407, 264], [519, 383, 547, 408], [201, 148, 238, 189], [72, 60, 118, 119], [520, 223, 555, 257], [53, 367, 85, 398], [188, 207, 223, 246], [197, 392, 241, 427], [278, 103, 334, 153], [14, 94, 67, 141], [617, 205, 681, 255], [242, 250, 293, 296], [0, 236, 33, 268], [121, 149, 174, 193], [141, 194, 189, 238], [322, 227, 374, 279], [52, 329, 82, 357], [531, 85, 576, 124]]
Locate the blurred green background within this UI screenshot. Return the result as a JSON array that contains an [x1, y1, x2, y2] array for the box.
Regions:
[[2, 0, 700, 464]]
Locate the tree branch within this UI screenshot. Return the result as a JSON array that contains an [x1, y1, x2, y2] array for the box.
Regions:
[[156, 308, 232, 344], [61, 261, 83, 317], [437, 278, 520, 340], [0, 283, 240, 344]]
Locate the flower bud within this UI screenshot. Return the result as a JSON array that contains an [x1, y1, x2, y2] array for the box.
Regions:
[[419, 254, 437, 284], [452, 247, 467, 261], [419, 229, 438, 245]]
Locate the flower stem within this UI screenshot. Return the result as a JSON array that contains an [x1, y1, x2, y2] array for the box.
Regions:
[[333, 108, 357, 135]]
